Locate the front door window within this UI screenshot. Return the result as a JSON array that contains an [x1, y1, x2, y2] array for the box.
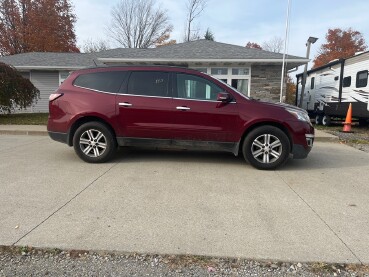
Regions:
[[231, 79, 249, 95], [176, 73, 222, 101]]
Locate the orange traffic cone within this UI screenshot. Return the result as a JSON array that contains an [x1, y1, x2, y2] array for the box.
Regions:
[[342, 103, 353, 133]]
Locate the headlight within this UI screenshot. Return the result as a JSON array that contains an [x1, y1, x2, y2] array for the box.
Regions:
[[285, 108, 311, 122]]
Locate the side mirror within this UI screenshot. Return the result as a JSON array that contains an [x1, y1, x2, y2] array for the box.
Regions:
[[217, 92, 232, 103]]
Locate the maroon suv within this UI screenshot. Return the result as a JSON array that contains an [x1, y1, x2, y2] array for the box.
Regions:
[[47, 66, 314, 170]]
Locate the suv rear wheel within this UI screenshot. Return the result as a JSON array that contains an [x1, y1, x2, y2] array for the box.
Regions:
[[243, 126, 290, 170], [73, 122, 117, 163]]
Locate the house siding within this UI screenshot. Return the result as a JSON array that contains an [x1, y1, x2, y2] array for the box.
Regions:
[[30, 71, 59, 113], [250, 65, 283, 102]]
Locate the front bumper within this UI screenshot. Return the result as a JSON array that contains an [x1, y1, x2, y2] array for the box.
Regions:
[[292, 133, 314, 159]]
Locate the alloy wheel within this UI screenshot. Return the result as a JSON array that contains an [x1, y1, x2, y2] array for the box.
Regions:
[[79, 129, 107, 158], [251, 134, 282, 164]]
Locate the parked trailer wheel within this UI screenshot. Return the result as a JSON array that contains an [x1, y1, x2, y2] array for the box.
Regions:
[[315, 115, 322, 125], [322, 115, 331, 126]]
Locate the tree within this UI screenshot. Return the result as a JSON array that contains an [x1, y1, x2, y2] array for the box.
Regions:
[[155, 33, 176, 47], [313, 28, 367, 68], [82, 39, 110, 53], [245, 42, 262, 49], [0, 62, 39, 113], [204, 28, 214, 41], [109, 0, 173, 48], [262, 36, 284, 53], [0, 0, 79, 55], [184, 0, 207, 42], [285, 75, 296, 105]]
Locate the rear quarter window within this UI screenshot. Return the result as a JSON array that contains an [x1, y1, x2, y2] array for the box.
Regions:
[[73, 71, 128, 93]]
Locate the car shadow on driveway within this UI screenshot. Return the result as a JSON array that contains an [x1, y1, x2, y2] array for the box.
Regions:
[[111, 143, 369, 171], [113, 146, 245, 166]]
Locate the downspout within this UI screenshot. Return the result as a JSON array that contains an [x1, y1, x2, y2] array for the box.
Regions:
[[338, 59, 345, 102]]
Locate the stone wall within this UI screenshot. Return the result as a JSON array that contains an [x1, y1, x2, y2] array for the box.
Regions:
[[250, 64, 284, 103]]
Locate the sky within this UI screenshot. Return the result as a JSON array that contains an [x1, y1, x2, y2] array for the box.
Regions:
[[72, 0, 369, 70]]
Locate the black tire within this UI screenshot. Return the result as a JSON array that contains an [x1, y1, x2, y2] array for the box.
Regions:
[[73, 122, 117, 163], [322, 115, 331, 126], [242, 126, 291, 170], [358, 119, 368, 127], [315, 114, 322, 125]]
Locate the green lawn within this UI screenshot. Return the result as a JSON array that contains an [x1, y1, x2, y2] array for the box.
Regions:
[[0, 113, 48, 125]]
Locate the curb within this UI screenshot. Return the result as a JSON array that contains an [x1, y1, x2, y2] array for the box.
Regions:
[[314, 136, 339, 142], [0, 130, 48, 136]]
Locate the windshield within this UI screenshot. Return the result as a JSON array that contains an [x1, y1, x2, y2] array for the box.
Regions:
[[207, 74, 250, 100]]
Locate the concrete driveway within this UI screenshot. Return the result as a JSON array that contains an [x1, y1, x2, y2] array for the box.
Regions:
[[0, 134, 368, 264]]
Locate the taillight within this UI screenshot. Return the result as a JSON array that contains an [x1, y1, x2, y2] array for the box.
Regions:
[[49, 93, 64, 102]]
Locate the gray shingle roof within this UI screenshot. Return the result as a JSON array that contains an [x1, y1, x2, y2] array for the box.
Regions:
[[0, 52, 97, 68], [0, 39, 306, 69], [98, 40, 304, 60]]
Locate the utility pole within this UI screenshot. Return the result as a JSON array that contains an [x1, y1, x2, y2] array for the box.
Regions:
[[298, 36, 318, 107]]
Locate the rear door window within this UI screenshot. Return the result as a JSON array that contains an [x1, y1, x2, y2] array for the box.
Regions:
[[73, 71, 128, 93], [127, 71, 169, 97]]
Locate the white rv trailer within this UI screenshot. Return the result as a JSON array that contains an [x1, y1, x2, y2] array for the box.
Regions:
[[296, 51, 369, 125]]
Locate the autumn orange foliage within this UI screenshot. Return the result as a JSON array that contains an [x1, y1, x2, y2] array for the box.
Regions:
[[245, 42, 262, 49], [313, 28, 367, 68], [155, 33, 176, 48], [0, 0, 79, 55]]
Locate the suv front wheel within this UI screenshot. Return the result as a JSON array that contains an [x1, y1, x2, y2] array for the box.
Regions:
[[73, 122, 117, 163], [242, 126, 290, 170]]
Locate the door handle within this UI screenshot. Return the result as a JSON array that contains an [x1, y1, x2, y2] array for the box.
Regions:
[[119, 102, 132, 107], [176, 106, 190, 111]]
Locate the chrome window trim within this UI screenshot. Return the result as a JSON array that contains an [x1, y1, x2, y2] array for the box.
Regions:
[[74, 85, 118, 95], [118, 93, 172, 99], [173, 97, 236, 104]]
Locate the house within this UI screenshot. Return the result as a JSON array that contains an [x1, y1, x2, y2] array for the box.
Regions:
[[0, 40, 308, 113]]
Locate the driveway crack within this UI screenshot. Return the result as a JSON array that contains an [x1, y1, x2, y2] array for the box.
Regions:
[[276, 171, 363, 264], [12, 162, 118, 245]]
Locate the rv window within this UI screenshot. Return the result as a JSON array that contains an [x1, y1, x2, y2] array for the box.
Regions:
[[356, 71, 368, 88], [343, 76, 351, 87], [310, 77, 315, 89]]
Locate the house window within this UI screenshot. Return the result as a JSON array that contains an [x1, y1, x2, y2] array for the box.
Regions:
[[192, 68, 207, 73], [211, 68, 228, 75], [232, 68, 249, 75], [310, 77, 315, 89], [343, 76, 351, 87], [356, 70, 368, 88]]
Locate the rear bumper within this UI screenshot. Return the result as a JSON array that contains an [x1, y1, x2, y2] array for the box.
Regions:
[[48, 131, 68, 144]]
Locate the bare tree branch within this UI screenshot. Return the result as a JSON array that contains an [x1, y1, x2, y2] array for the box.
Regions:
[[82, 38, 110, 53], [109, 0, 173, 48], [262, 36, 284, 53], [184, 0, 207, 42]]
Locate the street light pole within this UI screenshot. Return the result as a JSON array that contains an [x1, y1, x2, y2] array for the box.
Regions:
[[298, 36, 318, 107], [279, 0, 291, 103]]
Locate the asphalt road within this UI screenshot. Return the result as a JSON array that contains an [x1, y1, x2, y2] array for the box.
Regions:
[[0, 135, 368, 264]]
